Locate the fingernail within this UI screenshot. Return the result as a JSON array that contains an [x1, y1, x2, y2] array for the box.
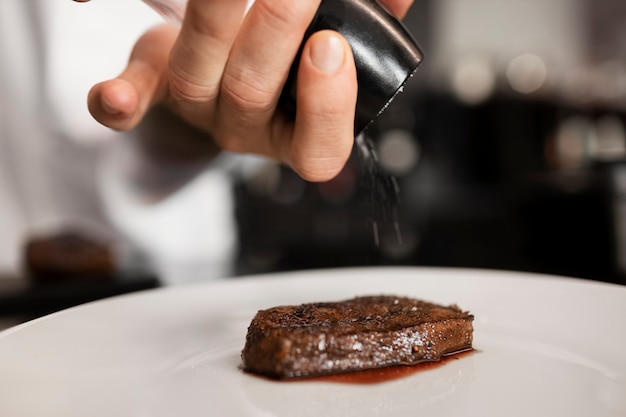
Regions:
[[310, 34, 345, 74]]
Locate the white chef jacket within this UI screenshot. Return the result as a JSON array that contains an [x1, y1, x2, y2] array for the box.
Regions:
[[0, 0, 239, 284]]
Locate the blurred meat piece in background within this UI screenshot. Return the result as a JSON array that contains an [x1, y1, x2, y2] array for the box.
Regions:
[[0, 229, 159, 324], [24, 230, 115, 283]]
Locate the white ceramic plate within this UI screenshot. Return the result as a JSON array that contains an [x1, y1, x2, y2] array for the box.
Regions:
[[1, 267, 625, 417]]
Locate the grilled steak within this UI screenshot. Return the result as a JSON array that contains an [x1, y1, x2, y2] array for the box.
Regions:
[[241, 295, 474, 379]]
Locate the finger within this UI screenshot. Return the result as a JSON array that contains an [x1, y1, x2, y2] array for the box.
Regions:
[[288, 31, 357, 182], [168, 0, 247, 113], [216, 0, 321, 152], [88, 24, 177, 131], [379, 0, 414, 19]]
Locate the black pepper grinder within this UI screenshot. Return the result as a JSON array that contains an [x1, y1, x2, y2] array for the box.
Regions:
[[140, 0, 424, 136], [280, 0, 424, 135]]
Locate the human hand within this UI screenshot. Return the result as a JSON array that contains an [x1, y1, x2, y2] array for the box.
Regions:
[[87, 0, 414, 182]]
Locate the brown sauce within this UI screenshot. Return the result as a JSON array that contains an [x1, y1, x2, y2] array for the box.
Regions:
[[265, 348, 476, 385]]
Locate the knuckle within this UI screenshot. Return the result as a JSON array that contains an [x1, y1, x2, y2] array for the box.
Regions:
[[168, 60, 218, 104], [220, 69, 275, 115]]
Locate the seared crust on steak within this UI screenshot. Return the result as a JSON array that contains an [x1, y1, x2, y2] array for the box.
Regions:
[[241, 295, 474, 379]]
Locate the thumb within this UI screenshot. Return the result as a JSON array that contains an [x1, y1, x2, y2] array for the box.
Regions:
[[88, 24, 178, 131]]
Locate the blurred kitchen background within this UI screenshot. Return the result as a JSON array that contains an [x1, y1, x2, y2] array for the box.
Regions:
[[235, 0, 626, 285], [2, 0, 625, 329]]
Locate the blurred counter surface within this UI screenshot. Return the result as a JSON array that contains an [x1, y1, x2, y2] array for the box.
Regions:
[[0, 272, 159, 330]]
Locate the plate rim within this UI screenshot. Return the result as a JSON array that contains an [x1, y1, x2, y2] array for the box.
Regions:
[[2, 265, 624, 340]]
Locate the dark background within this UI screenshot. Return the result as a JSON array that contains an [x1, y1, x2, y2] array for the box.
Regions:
[[234, 0, 626, 286]]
